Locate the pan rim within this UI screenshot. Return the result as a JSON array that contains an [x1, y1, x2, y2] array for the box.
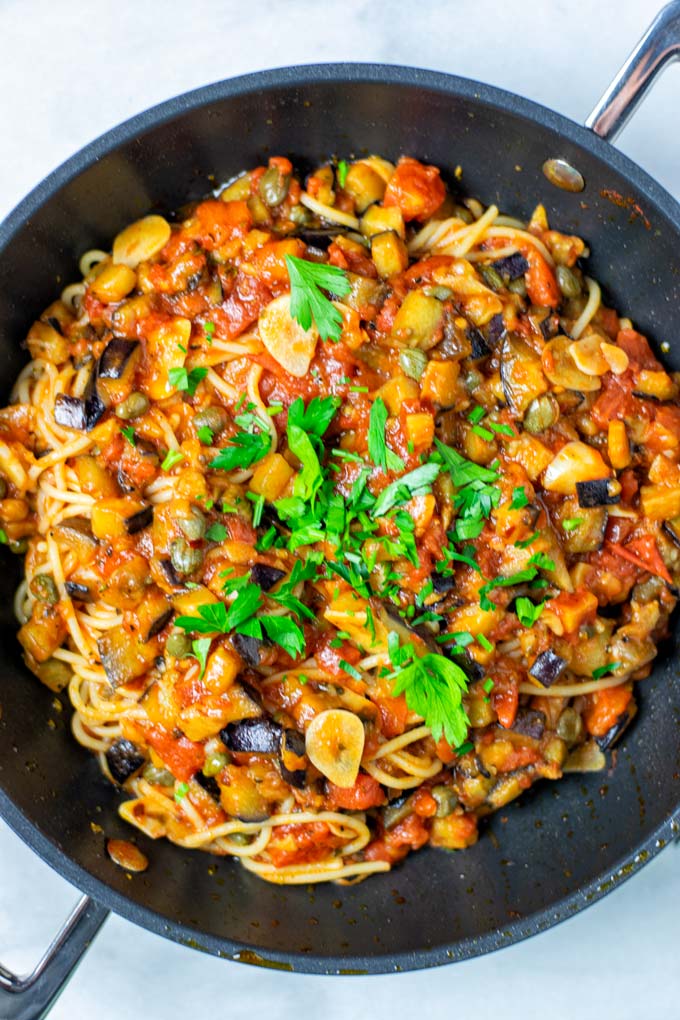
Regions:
[[1, 60, 680, 971]]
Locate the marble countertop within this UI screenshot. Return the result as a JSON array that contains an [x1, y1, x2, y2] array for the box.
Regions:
[[1, 0, 679, 1017]]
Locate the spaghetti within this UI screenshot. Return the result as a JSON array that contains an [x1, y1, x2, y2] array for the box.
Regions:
[[2, 153, 679, 883]]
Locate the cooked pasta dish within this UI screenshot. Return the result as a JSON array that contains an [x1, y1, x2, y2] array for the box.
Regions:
[[3, 154, 679, 884]]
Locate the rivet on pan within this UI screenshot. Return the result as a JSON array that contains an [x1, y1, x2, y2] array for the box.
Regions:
[[542, 158, 585, 193]]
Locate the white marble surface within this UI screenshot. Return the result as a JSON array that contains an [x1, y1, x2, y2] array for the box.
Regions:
[[1, 0, 680, 1016]]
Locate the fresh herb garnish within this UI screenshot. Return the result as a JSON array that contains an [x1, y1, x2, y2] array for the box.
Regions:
[[337, 160, 349, 188], [391, 652, 470, 746], [510, 486, 528, 510], [161, 449, 184, 471], [168, 366, 209, 397], [205, 522, 227, 542], [197, 425, 214, 445], [285, 255, 351, 342], [563, 517, 584, 532], [368, 397, 404, 472], [372, 463, 440, 517], [209, 424, 270, 472], [592, 662, 623, 679], [515, 596, 545, 628], [121, 425, 136, 447], [174, 782, 189, 802], [191, 637, 212, 680]]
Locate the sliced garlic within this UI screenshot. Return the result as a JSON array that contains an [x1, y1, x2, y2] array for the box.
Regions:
[[568, 334, 609, 376], [113, 215, 172, 268], [600, 342, 630, 375], [543, 441, 610, 495], [305, 708, 365, 788], [258, 294, 319, 378]]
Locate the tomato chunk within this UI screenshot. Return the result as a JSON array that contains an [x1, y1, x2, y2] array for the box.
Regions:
[[383, 158, 445, 222]]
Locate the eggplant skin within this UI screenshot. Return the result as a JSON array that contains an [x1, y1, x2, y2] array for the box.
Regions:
[[194, 771, 221, 801], [64, 580, 94, 602], [125, 504, 153, 534], [595, 710, 634, 751], [146, 607, 173, 640], [221, 717, 282, 754], [528, 648, 567, 687], [98, 338, 139, 379], [492, 252, 529, 280], [576, 479, 621, 508], [232, 632, 262, 667], [280, 763, 306, 788], [54, 392, 105, 431], [512, 708, 546, 740], [250, 563, 286, 591], [105, 738, 145, 783]]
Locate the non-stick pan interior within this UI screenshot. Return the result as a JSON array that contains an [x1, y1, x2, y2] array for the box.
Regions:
[[1, 67, 680, 972]]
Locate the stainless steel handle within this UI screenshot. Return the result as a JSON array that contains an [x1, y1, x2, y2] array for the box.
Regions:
[[586, 1, 680, 141], [0, 895, 109, 1020]]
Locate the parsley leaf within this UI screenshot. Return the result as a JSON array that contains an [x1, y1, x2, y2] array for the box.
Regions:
[[205, 522, 227, 542], [121, 425, 136, 447], [510, 486, 528, 510], [372, 463, 440, 517], [161, 449, 184, 471], [391, 653, 470, 747], [479, 567, 539, 612], [515, 596, 545, 628], [261, 615, 305, 658], [592, 662, 623, 679], [191, 637, 212, 679], [168, 366, 209, 397], [288, 423, 323, 501], [197, 425, 214, 445], [210, 429, 270, 472], [285, 255, 351, 342], [563, 517, 584, 532], [288, 394, 341, 438], [368, 397, 405, 472]]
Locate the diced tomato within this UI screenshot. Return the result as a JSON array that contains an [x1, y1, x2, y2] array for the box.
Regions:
[[619, 468, 639, 505], [607, 535, 673, 584], [410, 787, 438, 818], [435, 737, 457, 764], [591, 373, 639, 429], [189, 200, 252, 250], [616, 328, 661, 370], [364, 812, 430, 863], [524, 247, 559, 308], [374, 691, 409, 738], [490, 664, 520, 729], [494, 744, 542, 772], [327, 240, 378, 278], [383, 158, 446, 222], [266, 822, 341, 867], [583, 685, 633, 737], [226, 515, 257, 545], [213, 272, 272, 340], [326, 773, 386, 810], [315, 632, 362, 679], [144, 724, 205, 782]]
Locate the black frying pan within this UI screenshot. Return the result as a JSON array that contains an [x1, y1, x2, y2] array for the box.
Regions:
[[2, 5, 680, 1018]]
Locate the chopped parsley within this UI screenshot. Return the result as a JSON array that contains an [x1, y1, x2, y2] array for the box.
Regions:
[[205, 522, 227, 542], [168, 366, 209, 397], [372, 463, 440, 517], [285, 255, 351, 342], [368, 397, 404, 472], [563, 517, 584, 531], [336, 160, 349, 188], [510, 486, 528, 510], [209, 424, 270, 472], [592, 662, 623, 679], [174, 782, 189, 802], [197, 425, 214, 445], [161, 449, 184, 471], [515, 596, 546, 628], [121, 425, 136, 447]]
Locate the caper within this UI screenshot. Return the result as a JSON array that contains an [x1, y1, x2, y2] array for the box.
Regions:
[[0, 477, 7, 499], [258, 166, 291, 208], [166, 630, 192, 658], [479, 265, 504, 292], [115, 391, 150, 421], [178, 506, 206, 542], [142, 763, 175, 786], [203, 751, 229, 777], [289, 203, 311, 226], [431, 784, 458, 818], [453, 204, 473, 225], [399, 348, 428, 380], [556, 264, 582, 299], [29, 573, 59, 604], [169, 537, 204, 575], [228, 832, 250, 846], [9, 538, 28, 555], [556, 707, 585, 746], [425, 285, 453, 301], [523, 393, 559, 435], [463, 368, 483, 393], [193, 406, 228, 436], [507, 276, 527, 297]]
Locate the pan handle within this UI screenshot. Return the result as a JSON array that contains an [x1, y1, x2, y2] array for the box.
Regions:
[[586, 0, 680, 141], [0, 895, 109, 1020]]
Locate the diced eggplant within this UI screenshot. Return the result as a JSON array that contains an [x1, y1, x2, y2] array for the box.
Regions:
[[98, 339, 139, 379], [279, 728, 307, 788], [492, 252, 529, 281], [221, 716, 282, 754], [528, 649, 567, 687], [54, 392, 105, 432], [105, 738, 145, 783], [595, 709, 635, 751], [539, 313, 560, 340], [98, 630, 159, 687], [466, 325, 491, 359], [124, 503, 154, 534], [576, 478, 620, 508], [135, 589, 173, 641], [298, 227, 345, 249], [64, 580, 94, 602], [662, 517, 680, 550], [500, 334, 549, 415], [250, 563, 286, 591], [159, 558, 184, 589], [447, 648, 484, 682], [485, 312, 506, 348], [512, 708, 546, 739], [194, 771, 221, 801], [232, 631, 263, 667], [431, 570, 456, 595], [54, 516, 98, 555]]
